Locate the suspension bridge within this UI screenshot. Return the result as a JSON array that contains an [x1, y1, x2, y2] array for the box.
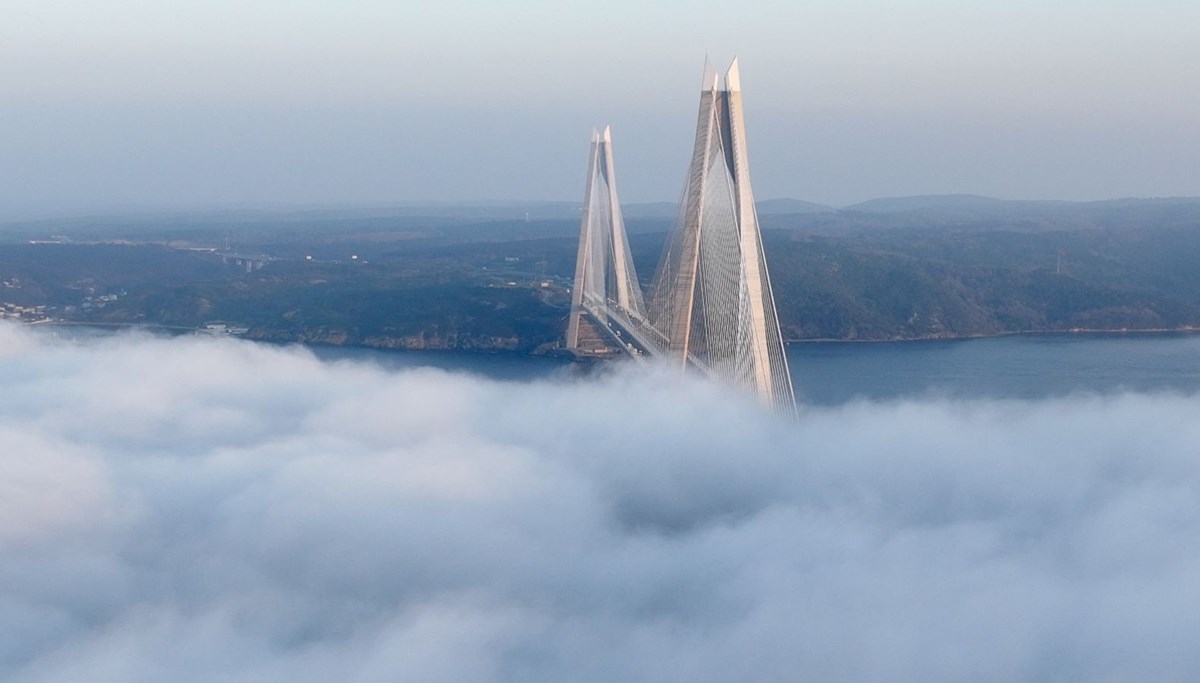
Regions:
[[565, 58, 796, 415]]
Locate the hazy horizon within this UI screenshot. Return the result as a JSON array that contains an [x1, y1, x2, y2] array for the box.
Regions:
[[3, 1, 1198, 212], [6, 192, 1200, 225]]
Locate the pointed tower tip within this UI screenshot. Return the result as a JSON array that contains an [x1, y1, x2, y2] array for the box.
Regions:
[[725, 57, 741, 92], [602, 125, 611, 143], [701, 58, 719, 92], [590, 127, 599, 143]]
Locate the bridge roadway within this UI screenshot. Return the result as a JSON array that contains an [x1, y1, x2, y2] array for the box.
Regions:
[[580, 299, 663, 359], [581, 299, 712, 375]]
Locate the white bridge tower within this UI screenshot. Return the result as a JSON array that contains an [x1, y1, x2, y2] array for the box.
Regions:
[[566, 61, 796, 415], [565, 126, 645, 354]]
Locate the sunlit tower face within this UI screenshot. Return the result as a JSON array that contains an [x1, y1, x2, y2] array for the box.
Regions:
[[649, 58, 796, 415], [566, 61, 795, 415]]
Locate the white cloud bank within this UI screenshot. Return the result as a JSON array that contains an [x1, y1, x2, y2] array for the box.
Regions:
[[3, 322, 1200, 681]]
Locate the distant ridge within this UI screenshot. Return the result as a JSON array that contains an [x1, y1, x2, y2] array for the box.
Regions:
[[842, 194, 1200, 214], [755, 198, 837, 215], [844, 194, 1032, 213]]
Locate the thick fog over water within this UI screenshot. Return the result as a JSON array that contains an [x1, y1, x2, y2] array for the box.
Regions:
[[4, 322, 1200, 681]]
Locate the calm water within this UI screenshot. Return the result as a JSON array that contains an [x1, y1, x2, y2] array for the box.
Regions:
[[788, 333, 1200, 405], [311, 333, 1200, 406]]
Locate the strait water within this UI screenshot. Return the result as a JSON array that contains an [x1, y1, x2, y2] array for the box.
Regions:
[[311, 333, 1200, 407]]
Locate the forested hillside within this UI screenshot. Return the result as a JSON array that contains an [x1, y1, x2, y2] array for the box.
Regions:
[[2, 197, 1198, 350]]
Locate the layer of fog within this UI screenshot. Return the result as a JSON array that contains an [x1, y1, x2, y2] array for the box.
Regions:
[[3, 322, 1200, 681]]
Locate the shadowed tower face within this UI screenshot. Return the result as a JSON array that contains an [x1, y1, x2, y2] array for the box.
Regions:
[[649, 58, 796, 414], [565, 127, 645, 352]]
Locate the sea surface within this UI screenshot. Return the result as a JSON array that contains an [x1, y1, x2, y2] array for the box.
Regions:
[[311, 332, 1200, 406]]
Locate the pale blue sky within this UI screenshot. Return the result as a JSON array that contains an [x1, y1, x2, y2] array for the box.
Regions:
[[2, 0, 1197, 211]]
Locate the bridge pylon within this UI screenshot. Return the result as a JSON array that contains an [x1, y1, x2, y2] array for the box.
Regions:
[[565, 126, 646, 356], [564, 62, 796, 416], [648, 58, 796, 415]]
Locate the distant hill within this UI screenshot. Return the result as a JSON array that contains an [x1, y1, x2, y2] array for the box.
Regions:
[[756, 198, 837, 215], [748, 195, 1200, 234], [840, 194, 1200, 218], [843, 194, 1023, 213]]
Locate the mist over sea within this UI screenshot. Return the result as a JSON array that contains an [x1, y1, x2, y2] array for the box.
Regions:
[[4, 322, 1200, 681], [311, 331, 1200, 404]]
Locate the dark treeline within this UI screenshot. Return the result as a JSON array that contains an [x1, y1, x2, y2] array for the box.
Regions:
[[2, 196, 1198, 350]]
